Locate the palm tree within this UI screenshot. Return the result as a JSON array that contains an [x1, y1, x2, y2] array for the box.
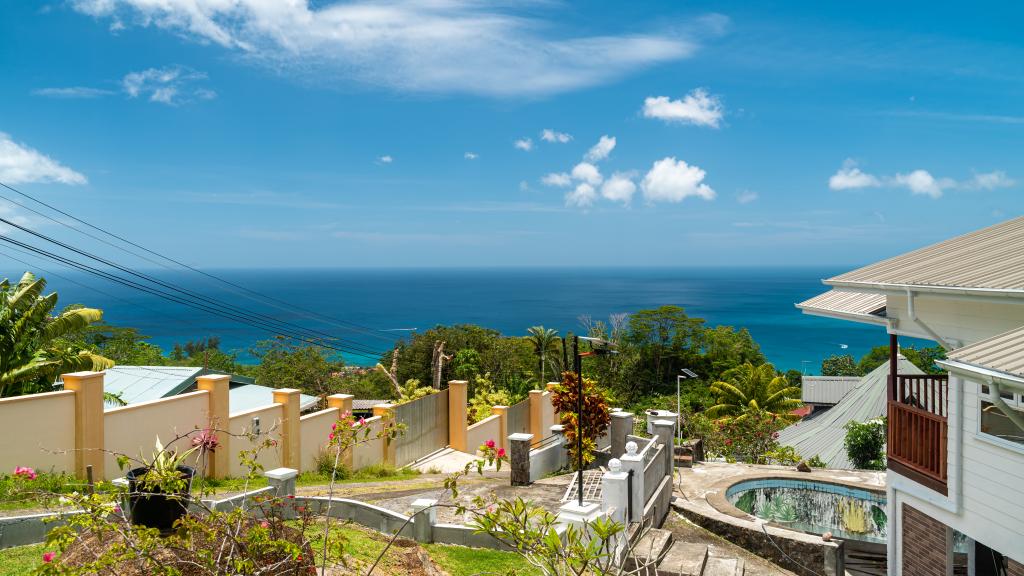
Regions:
[[706, 362, 802, 422], [526, 326, 560, 385], [0, 272, 114, 397]]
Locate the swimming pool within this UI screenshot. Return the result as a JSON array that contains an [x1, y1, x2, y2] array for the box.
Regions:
[[726, 478, 887, 544]]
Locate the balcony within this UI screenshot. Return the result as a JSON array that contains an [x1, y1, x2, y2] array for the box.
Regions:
[[887, 373, 949, 495]]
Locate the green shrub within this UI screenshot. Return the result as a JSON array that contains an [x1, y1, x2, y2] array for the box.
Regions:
[[313, 447, 352, 480], [844, 418, 887, 470], [807, 455, 827, 468]]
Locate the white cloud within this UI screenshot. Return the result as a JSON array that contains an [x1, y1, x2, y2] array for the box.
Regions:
[[541, 172, 572, 187], [736, 190, 759, 204], [892, 169, 952, 198], [32, 87, 116, 99], [571, 162, 602, 185], [641, 157, 715, 203], [0, 132, 87, 185], [642, 88, 723, 128], [584, 135, 616, 162], [514, 138, 533, 151], [565, 183, 596, 208], [464, 152, 478, 160], [965, 170, 1014, 190], [377, 155, 393, 164], [828, 159, 882, 190], [122, 66, 215, 105], [540, 129, 572, 143], [601, 172, 637, 204], [72, 1, 705, 97]]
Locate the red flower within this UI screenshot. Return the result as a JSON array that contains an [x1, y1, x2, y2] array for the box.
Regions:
[[497, 448, 506, 458], [42, 552, 55, 563], [725, 439, 733, 446], [485, 439, 496, 449]]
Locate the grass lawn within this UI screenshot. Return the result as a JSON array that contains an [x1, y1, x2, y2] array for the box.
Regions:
[[0, 543, 45, 574], [426, 542, 541, 576]]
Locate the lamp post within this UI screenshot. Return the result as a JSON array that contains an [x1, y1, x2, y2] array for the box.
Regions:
[[676, 369, 697, 445], [573, 335, 617, 506]]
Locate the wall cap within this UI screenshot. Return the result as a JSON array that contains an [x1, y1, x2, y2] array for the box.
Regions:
[[265, 468, 298, 481], [508, 433, 535, 441]]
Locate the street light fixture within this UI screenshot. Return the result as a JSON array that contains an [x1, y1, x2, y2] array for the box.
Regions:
[[573, 335, 617, 506], [676, 369, 698, 445]]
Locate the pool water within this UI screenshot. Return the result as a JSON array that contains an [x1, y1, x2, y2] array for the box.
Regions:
[[726, 478, 887, 544]]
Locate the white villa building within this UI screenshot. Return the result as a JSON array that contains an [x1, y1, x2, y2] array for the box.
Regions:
[[798, 216, 1024, 576]]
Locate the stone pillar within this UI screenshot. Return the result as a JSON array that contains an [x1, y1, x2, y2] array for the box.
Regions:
[[62, 371, 105, 480], [272, 389, 302, 470], [619, 441, 644, 523], [601, 459, 629, 524], [448, 380, 468, 452], [492, 405, 509, 450], [652, 419, 676, 477], [411, 498, 437, 543], [327, 394, 355, 468], [373, 404, 396, 465], [196, 374, 231, 479], [509, 433, 534, 486], [610, 411, 634, 458]]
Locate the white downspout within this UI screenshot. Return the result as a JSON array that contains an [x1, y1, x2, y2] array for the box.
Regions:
[[989, 380, 1024, 433], [906, 289, 957, 351]]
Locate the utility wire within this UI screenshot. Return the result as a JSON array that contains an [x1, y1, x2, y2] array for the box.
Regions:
[[0, 181, 396, 342], [0, 234, 383, 361], [0, 216, 384, 357]]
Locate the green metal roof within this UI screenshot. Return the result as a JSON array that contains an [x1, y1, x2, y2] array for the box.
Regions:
[[777, 357, 923, 469]]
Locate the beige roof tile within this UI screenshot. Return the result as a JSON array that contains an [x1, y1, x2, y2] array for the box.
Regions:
[[946, 325, 1024, 379]]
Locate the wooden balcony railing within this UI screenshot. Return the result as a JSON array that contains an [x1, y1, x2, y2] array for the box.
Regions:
[[887, 374, 949, 495]]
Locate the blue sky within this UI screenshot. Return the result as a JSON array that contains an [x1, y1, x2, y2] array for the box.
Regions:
[[1, 0, 1022, 268]]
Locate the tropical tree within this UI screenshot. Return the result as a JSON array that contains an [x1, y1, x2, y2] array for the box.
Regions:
[[706, 362, 802, 423], [526, 326, 560, 384], [0, 272, 114, 397]]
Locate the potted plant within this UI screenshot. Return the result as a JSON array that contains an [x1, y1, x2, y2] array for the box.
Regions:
[[120, 436, 198, 533]]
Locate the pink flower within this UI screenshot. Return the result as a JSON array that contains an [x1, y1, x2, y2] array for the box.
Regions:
[[14, 466, 37, 480], [725, 439, 733, 446], [485, 439, 496, 449], [497, 448, 506, 458], [328, 433, 334, 440], [260, 521, 269, 529], [331, 423, 337, 431], [113, 505, 122, 515], [42, 552, 55, 563]]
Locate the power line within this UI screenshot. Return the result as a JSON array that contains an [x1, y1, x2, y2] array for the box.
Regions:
[[0, 234, 384, 361], [0, 216, 385, 357], [0, 181, 396, 343]]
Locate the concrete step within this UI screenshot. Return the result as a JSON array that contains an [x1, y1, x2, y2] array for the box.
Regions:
[[656, 542, 708, 576], [702, 555, 742, 576], [631, 527, 674, 566]]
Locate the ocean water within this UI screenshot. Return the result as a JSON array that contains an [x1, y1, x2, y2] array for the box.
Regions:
[[5, 266, 920, 373]]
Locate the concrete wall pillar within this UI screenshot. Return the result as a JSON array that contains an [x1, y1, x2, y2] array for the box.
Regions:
[[411, 498, 437, 543], [327, 394, 355, 468], [652, 419, 675, 477], [610, 411, 634, 458], [492, 405, 509, 450], [448, 380, 468, 452], [509, 433, 534, 486], [266, 467, 298, 518], [373, 404, 396, 465], [619, 441, 644, 523], [327, 393, 353, 416], [529, 390, 545, 447], [196, 374, 231, 479], [272, 388, 302, 470], [601, 458, 630, 524], [62, 371, 105, 480]]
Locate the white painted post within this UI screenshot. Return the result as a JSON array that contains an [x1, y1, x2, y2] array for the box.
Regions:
[[601, 458, 629, 524], [618, 441, 644, 523], [411, 498, 437, 543], [265, 467, 298, 519]]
